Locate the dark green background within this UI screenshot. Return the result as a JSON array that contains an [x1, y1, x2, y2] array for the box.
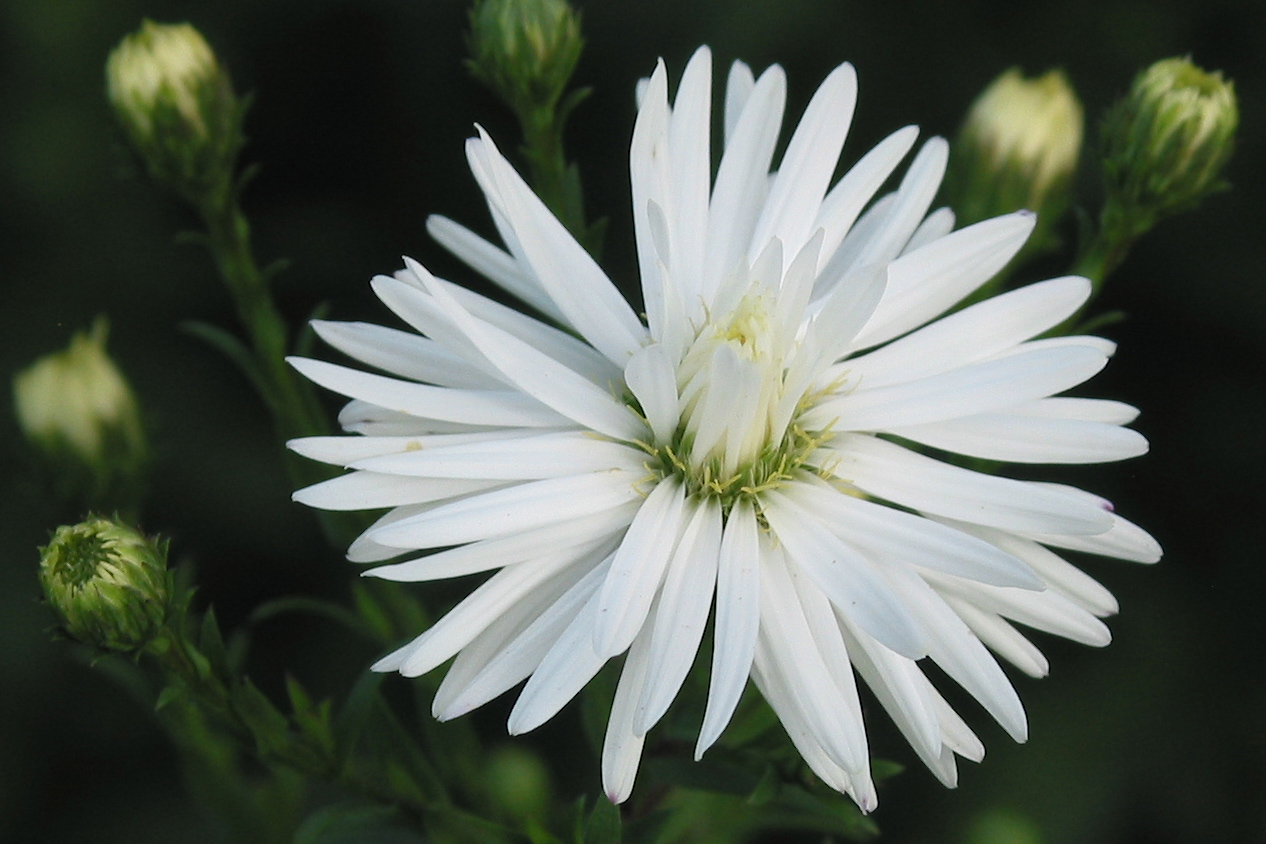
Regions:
[[2, 0, 1263, 841]]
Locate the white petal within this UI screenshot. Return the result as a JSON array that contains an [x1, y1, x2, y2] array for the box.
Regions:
[[844, 138, 948, 274], [288, 431, 534, 467], [696, 499, 762, 758], [783, 478, 1042, 589], [1024, 512, 1162, 563], [763, 490, 926, 658], [634, 498, 721, 734], [665, 46, 713, 296], [831, 434, 1115, 536], [289, 357, 568, 429], [926, 570, 1112, 647], [854, 211, 1036, 349], [624, 344, 680, 445], [469, 130, 647, 363], [723, 60, 756, 146], [368, 470, 642, 550], [749, 62, 857, 265], [593, 479, 688, 658], [366, 502, 638, 582], [293, 472, 501, 511], [1013, 396, 1140, 425], [436, 555, 612, 719], [351, 431, 645, 480], [944, 597, 1050, 678], [900, 206, 956, 256], [311, 320, 503, 389], [704, 64, 786, 298], [603, 614, 657, 802], [838, 276, 1092, 388], [882, 563, 1028, 741], [810, 345, 1108, 432], [426, 214, 566, 323], [891, 413, 1149, 464]]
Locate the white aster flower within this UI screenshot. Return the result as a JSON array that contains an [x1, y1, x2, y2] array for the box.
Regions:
[[288, 47, 1160, 810]]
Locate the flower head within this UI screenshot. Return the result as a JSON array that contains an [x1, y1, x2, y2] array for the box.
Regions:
[[14, 318, 147, 507], [106, 20, 242, 201], [290, 48, 1159, 810], [39, 517, 170, 652], [1101, 56, 1237, 233], [946, 67, 1082, 236]]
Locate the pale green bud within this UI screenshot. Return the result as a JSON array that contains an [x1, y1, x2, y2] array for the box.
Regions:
[[14, 318, 147, 508], [946, 68, 1083, 243], [1101, 57, 1238, 234], [468, 0, 584, 115], [39, 518, 170, 652], [106, 20, 242, 202]]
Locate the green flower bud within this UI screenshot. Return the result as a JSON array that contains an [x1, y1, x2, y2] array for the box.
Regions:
[[1101, 56, 1238, 235], [945, 68, 1083, 246], [106, 20, 243, 203], [39, 518, 170, 652], [14, 318, 147, 510], [468, 0, 584, 115]]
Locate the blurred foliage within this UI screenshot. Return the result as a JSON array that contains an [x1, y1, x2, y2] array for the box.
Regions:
[[2, 0, 1264, 842]]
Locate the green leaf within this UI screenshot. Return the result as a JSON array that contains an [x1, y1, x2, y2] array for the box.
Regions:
[[198, 607, 230, 678], [231, 677, 291, 757], [250, 594, 371, 639], [293, 802, 427, 844], [583, 797, 621, 844], [180, 320, 273, 409], [333, 670, 384, 763]]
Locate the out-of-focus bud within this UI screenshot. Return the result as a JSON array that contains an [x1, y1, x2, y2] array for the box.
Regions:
[[39, 517, 171, 652], [13, 318, 147, 511], [485, 744, 551, 822], [467, 0, 584, 115], [945, 67, 1083, 249], [106, 20, 242, 202], [1101, 56, 1238, 235]]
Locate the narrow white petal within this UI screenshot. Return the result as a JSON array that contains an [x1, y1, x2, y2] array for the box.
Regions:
[[438, 555, 612, 719], [891, 413, 1149, 464], [697, 499, 762, 758], [846, 138, 948, 272], [630, 61, 672, 335], [831, 434, 1115, 535], [366, 502, 638, 582], [369, 470, 642, 550], [757, 552, 868, 774], [900, 207, 956, 256], [293, 472, 501, 511], [882, 564, 1028, 741], [603, 614, 657, 803], [1025, 512, 1162, 563], [783, 478, 1042, 589], [814, 125, 920, 271], [508, 576, 611, 734], [394, 546, 596, 678], [593, 479, 688, 658], [471, 130, 647, 363], [624, 344, 680, 445], [705, 65, 786, 298], [426, 214, 567, 323], [945, 597, 1050, 678], [666, 46, 713, 293], [311, 320, 503, 389], [763, 491, 926, 659], [723, 60, 756, 145], [1012, 396, 1140, 425], [839, 276, 1092, 388], [854, 211, 1037, 349], [750, 62, 857, 264], [634, 498, 722, 734], [289, 357, 569, 429], [927, 570, 1112, 647], [810, 346, 1108, 432], [351, 431, 645, 480]]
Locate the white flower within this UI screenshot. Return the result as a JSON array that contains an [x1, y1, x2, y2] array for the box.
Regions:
[[289, 47, 1160, 810]]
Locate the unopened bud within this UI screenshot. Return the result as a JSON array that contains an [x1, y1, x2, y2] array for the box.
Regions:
[[106, 20, 242, 202], [39, 517, 170, 652], [946, 68, 1083, 246], [1101, 56, 1238, 234], [14, 318, 147, 509], [468, 0, 583, 115]]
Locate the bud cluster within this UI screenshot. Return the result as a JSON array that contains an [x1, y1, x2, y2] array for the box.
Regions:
[[467, 0, 584, 116]]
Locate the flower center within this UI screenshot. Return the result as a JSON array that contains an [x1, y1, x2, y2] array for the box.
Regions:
[[634, 290, 833, 514]]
